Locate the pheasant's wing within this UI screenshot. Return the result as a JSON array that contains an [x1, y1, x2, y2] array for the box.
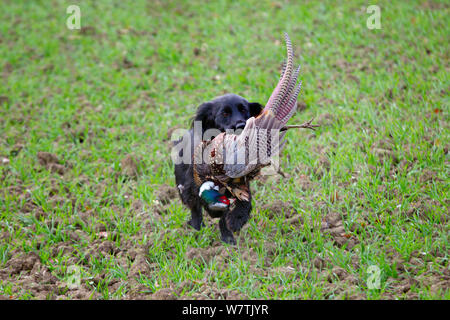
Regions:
[[221, 116, 287, 178]]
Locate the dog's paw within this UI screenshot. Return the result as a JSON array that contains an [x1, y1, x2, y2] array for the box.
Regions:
[[221, 233, 237, 245], [187, 219, 205, 231]]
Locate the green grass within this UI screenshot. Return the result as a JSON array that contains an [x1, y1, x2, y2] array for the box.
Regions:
[[0, 0, 448, 299]]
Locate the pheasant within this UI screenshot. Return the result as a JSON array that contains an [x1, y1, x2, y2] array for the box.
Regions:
[[194, 33, 318, 205]]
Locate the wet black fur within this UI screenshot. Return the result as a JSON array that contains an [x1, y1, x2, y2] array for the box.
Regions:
[[173, 94, 263, 244]]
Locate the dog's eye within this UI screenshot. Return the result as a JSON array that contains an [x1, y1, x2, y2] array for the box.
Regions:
[[222, 108, 231, 117], [238, 104, 246, 113]]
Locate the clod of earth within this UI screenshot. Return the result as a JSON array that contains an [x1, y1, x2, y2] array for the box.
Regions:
[[120, 154, 140, 178], [37, 152, 66, 175]]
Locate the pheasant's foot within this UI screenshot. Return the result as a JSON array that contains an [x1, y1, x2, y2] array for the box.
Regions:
[[282, 118, 320, 131]]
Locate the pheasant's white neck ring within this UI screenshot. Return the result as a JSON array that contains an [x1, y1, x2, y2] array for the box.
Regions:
[[199, 181, 219, 196]]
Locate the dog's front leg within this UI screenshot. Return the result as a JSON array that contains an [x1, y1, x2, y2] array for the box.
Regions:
[[219, 213, 236, 245], [218, 200, 251, 245], [226, 199, 251, 233], [188, 203, 204, 231]]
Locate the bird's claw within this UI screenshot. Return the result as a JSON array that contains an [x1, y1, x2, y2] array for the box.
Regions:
[[301, 118, 320, 131]]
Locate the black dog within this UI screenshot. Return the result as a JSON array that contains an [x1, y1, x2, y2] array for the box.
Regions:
[[173, 94, 263, 244]]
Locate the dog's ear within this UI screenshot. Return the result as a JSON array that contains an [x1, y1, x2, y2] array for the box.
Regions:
[[192, 102, 216, 130], [248, 102, 263, 117]]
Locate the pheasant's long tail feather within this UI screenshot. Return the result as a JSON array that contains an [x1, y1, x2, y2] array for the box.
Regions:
[[279, 80, 302, 124], [261, 33, 302, 127], [264, 33, 293, 115]]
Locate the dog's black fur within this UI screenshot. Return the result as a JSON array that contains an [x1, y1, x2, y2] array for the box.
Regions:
[[174, 94, 263, 244]]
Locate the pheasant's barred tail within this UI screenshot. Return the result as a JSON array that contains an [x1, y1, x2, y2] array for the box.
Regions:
[[262, 33, 302, 128]]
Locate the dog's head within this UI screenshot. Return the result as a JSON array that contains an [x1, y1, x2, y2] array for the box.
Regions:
[[193, 94, 263, 132]]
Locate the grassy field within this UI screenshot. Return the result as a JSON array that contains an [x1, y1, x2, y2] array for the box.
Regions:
[[0, 0, 448, 300]]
